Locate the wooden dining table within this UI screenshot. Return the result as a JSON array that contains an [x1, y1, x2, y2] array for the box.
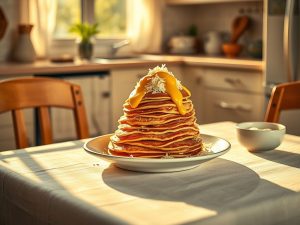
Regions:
[[0, 121, 299, 225]]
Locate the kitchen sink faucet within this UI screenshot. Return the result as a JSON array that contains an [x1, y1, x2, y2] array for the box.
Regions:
[[110, 40, 130, 57]]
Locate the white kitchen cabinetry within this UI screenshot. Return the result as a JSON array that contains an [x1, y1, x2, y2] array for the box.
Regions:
[[182, 66, 206, 124], [183, 66, 264, 124], [51, 75, 110, 142], [0, 109, 35, 151], [0, 76, 35, 151], [204, 89, 264, 123], [111, 66, 182, 131]]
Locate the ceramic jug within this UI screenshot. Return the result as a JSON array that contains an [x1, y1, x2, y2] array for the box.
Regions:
[[203, 31, 223, 56], [13, 24, 36, 63]]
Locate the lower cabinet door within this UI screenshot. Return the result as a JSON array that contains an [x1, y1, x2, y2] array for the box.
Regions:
[[204, 89, 265, 124], [111, 68, 144, 132], [51, 75, 110, 142], [0, 109, 35, 151]]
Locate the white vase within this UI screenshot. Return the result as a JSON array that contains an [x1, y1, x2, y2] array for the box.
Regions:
[[13, 24, 36, 63], [203, 31, 223, 56]]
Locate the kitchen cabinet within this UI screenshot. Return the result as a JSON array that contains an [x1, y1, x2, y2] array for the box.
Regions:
[[0, 76, 35, 151], [110, 66, 182, 131], [182, 66, 206, 124], [166, 0, 262, 5], [50, 74, 111, 142], [0, 110, 35, 151], [204, 89, 264, 123], [182, 66, 264, 124]]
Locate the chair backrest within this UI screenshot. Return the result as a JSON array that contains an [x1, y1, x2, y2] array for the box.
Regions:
[[265, 81, 300, 123], [0, 77, 89, 148]]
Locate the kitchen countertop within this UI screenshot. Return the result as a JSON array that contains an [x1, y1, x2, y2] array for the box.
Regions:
[[0, 55, 263, 76]]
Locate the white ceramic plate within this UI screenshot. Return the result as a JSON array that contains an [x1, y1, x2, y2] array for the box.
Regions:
[[84, 134, 231, 173]]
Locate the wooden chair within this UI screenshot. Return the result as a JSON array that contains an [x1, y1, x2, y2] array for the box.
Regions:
[[0, 77, 89, 149], [265, 81, 300, 123]]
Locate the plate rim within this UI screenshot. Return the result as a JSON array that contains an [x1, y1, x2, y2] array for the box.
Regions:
[[83, 133, 231, 163]]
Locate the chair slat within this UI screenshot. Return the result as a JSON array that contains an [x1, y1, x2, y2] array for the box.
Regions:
[[265, 81, 300, 123], [0, 77, 90, 149], [38, 106, 53, 145], [72, 85, 89, 139], [0, 79, 74, 112], [12, 110, 29, 148]]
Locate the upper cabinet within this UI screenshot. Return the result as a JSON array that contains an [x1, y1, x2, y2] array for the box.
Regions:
[[166, 0, 262, 5], [163, 0, 263, 60]]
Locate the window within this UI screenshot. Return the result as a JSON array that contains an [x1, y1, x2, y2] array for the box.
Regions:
[[95, 0, 127, 37], [54, 0, 81, 38], [53, 0, 128, 39]]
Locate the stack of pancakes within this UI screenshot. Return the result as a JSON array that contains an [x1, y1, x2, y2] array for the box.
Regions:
[[108, 67, 203, 158]]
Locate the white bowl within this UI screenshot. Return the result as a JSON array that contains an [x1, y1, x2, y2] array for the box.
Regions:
[[236, 122, 286, 152]]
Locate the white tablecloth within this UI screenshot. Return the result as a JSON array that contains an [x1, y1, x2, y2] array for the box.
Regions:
[[0, 122, 300, 225]]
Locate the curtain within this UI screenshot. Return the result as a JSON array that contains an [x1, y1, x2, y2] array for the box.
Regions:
[[29, 0, 57, 58], [127, 0, 163, 53]]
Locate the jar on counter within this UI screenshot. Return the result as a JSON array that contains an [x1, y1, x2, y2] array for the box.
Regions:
[[247, 40, 263, 59], [203, 31, 223, 56], [13, 24, 36, 63]]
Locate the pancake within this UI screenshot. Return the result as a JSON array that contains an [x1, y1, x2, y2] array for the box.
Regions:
[[108, 65, 203, 158]]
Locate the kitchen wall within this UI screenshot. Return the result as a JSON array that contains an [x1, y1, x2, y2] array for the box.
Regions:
[[0, 0, 19, 62], [162, 1, 263, 54], [0, 1, 263, 62]]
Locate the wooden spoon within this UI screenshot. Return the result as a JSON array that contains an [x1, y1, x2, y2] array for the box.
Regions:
[[231, 16, 250, 43]]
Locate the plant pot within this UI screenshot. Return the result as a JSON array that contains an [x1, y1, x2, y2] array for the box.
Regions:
[[78, 41, 93, 60]]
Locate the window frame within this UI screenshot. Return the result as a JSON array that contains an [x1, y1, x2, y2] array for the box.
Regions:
[[51, 0, 129, 57], [53, 0, 128, 41]]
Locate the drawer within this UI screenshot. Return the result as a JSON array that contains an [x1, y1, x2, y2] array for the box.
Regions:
[[204, 68, 263, 93], [203, 89, 265, 123]]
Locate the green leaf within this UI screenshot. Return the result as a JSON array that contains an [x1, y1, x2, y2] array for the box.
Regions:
[[69, 22, 99, 42]]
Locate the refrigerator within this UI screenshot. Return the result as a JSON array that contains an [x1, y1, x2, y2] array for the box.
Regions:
[[265, 0, 300, 135]]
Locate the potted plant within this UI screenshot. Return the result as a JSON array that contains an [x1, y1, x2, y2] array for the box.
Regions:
[[69, 23, 99, 60]]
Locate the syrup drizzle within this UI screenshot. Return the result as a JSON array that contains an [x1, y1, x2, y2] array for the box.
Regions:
[[127, 71, 190, 115]]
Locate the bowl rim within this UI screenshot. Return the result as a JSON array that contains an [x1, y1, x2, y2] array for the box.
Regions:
[[236, 122, 286, 132]]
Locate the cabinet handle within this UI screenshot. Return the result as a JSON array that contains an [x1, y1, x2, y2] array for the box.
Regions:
[[224, 78, 242, 85], [102, 91, 110, 98], [196, 77, 202, 85], [216, 101, 252, 112]]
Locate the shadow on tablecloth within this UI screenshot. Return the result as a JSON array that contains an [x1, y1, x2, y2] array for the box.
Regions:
[[252, 149, 300, 169], [102, 158, 295, 211]]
